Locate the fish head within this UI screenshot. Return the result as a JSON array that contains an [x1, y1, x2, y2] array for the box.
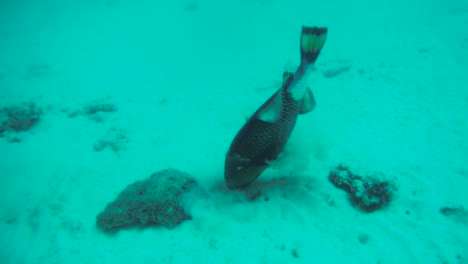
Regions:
[[224, 153, 268, 189]]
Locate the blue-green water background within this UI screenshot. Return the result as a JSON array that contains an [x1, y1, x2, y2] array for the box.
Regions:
[[0, 0, 467, 263]]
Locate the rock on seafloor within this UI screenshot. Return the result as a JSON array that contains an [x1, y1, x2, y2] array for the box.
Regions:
[[66, 99, 117, 123], [440, 205, 468, 224], [96, 169, 208, 232], [329, 164, 397, 212]]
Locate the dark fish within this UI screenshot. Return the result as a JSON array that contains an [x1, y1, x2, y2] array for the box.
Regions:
[[224, 26, 328, 189]]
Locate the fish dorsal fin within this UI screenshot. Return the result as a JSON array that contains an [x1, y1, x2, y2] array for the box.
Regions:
[[282, 71, 294, 87], [257, 72, 294, 123], [299, 87, 316, 114]]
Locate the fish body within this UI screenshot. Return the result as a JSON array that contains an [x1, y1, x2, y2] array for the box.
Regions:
[[224, 26, 328, 189]]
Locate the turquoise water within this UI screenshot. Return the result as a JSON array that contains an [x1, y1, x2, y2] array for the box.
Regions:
[[1, 0, 467, 263]]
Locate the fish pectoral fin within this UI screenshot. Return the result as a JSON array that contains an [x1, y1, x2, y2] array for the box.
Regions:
[[257, 72, 294, 123], [299, 87, 316, 114]]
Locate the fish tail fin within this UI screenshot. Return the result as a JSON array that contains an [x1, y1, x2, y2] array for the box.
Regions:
[[300, 26, 327, 65]]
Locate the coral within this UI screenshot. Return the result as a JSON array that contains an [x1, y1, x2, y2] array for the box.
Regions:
[[0, 102, 42, 136], [96, 169, 208, 231], [83, 102, 117, 116], [67, 100, 117, 122], [329, 164, 397, 212]]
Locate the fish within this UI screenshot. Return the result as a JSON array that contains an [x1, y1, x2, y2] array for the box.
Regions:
[[224, 26, 328, 189]]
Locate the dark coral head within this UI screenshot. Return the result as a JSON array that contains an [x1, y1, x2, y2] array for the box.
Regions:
[[96, 204, 132, 231]]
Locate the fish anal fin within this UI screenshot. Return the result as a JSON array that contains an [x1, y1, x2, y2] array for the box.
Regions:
[[299, 87, 316, 114]]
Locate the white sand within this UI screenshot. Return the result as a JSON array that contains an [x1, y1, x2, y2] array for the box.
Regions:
[[1, 0, 467, 263]]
